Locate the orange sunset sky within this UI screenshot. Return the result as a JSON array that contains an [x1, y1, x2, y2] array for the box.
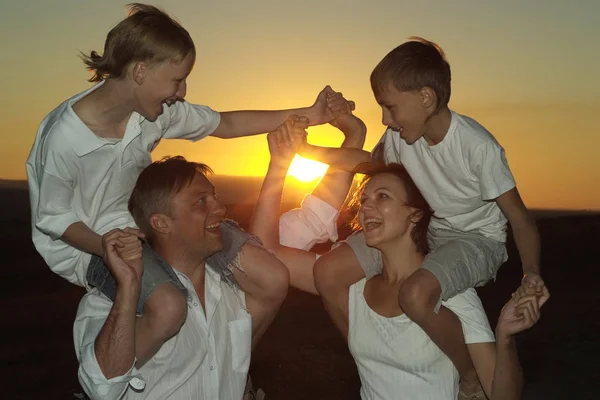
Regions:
[[1, 0, 599, 210]]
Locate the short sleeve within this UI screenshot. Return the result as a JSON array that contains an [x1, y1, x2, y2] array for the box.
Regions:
[[161, 101, 221, 142], [471, 143, 516, 200]]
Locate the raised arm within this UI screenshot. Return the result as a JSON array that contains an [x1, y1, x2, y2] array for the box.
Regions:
[[469, 286, 549, 399], [211, 86, 352, 138], [75, 230, 144, 399], [249, 116, 321, 294]]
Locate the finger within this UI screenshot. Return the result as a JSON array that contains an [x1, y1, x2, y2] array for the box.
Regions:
[[295, 116, 309, 128], [517, 304, 534, 328], [123, 227, 146, 238], [517, 296, 540, 321], [280, 119, 294, 145], [538, 285, 551, 308]]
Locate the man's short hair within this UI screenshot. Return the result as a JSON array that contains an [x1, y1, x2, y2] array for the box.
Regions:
[[128, 156, 213, 242]]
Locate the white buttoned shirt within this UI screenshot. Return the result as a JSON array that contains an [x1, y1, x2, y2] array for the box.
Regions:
[[26, 82, 221, 287], [74, 262, 251, 400]]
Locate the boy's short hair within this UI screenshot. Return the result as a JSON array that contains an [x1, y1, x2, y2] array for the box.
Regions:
[[128, 156, 213, 242], [81, 3, 195, 82], [370, 37, 451, 113]]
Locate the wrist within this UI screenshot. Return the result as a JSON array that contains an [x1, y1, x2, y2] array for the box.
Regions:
[[268, 158, 292, 174], [495, 328, 516, 345]]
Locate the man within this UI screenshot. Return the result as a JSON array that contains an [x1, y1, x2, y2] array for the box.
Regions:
[[74, 156, 288, 399]]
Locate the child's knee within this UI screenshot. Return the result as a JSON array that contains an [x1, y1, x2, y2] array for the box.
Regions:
[[398, 272, 441, 318], [265, 259, 290, 304], [144, 283, 188, 338]]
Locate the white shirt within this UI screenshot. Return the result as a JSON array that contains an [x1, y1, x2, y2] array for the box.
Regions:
[[279, 194, 340, 251], [74, 259, 251, 400], [26, 83, 221, 287], [375, 110, 516, 242], [348, 280, 494, 400]]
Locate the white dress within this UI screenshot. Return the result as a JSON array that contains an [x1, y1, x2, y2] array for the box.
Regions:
[[348, 278, 494, 400]]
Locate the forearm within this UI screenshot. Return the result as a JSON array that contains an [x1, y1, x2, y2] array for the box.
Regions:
[[61, 221, 103, 257], [213, 109, 314, 139], [249, 159, 289, 247], [511, 213, 541, 275], [94, 286, 140, 379], [300, 144, 371, 172], [491, 333, 524, 400], [310, 133, 363, 210]]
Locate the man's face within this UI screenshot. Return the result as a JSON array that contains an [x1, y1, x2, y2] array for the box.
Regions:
[[375, 82, 429, 145], [168, 172, 226, 259], [136, 53, 195, 121]]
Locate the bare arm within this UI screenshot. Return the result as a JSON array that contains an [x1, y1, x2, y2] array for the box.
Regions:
[[93, 230, 143, 379], [496, 188, 540, 275], [470, 288, 548, 399], [211, 86, 344, 139], [61, 221, 103, 256], [249, 117, 321, 294], [300, 144, 372, 173]]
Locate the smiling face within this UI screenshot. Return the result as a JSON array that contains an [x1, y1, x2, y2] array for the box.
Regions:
[[134, 53, 194, 121], [168, 172, 226, 259], [358, 172, 415, 248], [375, 82, 431, 145]]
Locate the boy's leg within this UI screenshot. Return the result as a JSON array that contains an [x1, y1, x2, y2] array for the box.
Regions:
[[397, 229, 507, 395], [87, 245, 189, 367]]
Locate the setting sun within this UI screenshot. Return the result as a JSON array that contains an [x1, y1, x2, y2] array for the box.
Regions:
[[287, 155, 329, 183]]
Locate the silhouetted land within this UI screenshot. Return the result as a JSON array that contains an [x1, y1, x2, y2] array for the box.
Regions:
[[1, 182, 599, 399]]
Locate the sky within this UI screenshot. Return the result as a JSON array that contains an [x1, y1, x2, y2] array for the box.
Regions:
[[1, 0, 599, 210]]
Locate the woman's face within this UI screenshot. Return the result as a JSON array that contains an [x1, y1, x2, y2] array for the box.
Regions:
[[358, 172, 414, 248]]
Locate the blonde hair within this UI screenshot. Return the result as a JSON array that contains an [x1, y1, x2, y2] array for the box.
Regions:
[[80, 3, 195, 82]]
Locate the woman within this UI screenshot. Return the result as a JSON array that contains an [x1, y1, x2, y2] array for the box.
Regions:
[[250, 115, 548, 400]]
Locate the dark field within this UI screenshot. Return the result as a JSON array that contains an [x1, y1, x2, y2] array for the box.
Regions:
[[2, 184, 600, 399]]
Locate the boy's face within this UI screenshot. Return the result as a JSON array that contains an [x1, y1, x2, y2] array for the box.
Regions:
[[136, 53, 195, 121], [375, 82, 429, 145]]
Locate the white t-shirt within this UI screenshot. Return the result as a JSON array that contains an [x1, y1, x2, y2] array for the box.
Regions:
[[374, 110, 516, 242], [75, 261, 251, 400], [348, 280, 494, 400], [26, 82, 221, 287]]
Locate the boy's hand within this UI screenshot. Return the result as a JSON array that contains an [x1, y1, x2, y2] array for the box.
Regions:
[[101, 229, 144, 288], [267, 115, 308, 164], [310, 86, 355, 125], [519, 272, 549, 307], [326, 92, 365, 137]]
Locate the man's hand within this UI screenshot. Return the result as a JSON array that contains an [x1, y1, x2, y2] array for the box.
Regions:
[[309, 86, 355, 126], [102, 229, 144, 288], [267, 115, 309, 164]]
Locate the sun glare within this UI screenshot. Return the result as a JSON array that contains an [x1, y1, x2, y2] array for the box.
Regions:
[[287, 155, 329, 183]]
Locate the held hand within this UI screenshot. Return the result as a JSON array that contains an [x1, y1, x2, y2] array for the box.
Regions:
[[311, 86, 355, 125], [519, 272, 550, 307], [114, 227, 145, 261], [101, 229, 144, 288], [496, 292, 542, 337], [267, 115, 308, 164]]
